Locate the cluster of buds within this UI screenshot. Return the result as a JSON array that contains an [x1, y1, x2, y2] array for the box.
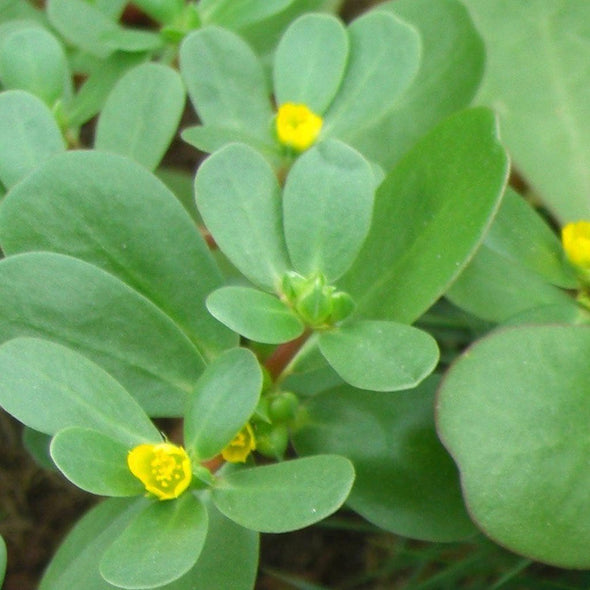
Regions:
[[281, 271, 355, 329], [253, 391, 300, 460]]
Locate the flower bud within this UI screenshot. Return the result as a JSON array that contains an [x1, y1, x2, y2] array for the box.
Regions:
[[269, 391, 299, 423], [254, 422, 289, 460]]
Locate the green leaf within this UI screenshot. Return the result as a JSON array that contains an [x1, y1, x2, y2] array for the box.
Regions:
[[0, 338, 159, 444], [181, 124, 277, 158], [0, 90, 64, 188], [503, 303, 590, 327], [48, 0, 161, 57], [155, 166, 200, 222], [47, 0, 119, 58], [64, 52, 147, 128], [207, 286, 304, 344], [199, 0, 292, 29], [273, 14, 348, 114], [95, 63, 185, 171], [0, 150, 236, 360], [446, 247, 576, 324], [212, 455, 355, 532], [100, 493, 208, 588], [437, 325, 590, 567], [462, 0, 590, 222], [356, 0, 484, 169], [129, 0, 183, 24], [195, 143, 290, 291], [293, 378, 475, 541], [340, 107, 509, 324], [99, 27, 163, 53], [213, 0, 343, 58], [160, 493, 259, 590], [185, 347, 262, 460], [482, 188, 576, 288], [283, 139, 375, 282], [0, 0, 45, 22], [0, 253, 205, 415], [51, 427, 145, 497], [318, 320, 439, 392], [180, 27, 272, 134], [0, 27, 71, 106], [93, 0, 127, 20], [323, 11, 420, 145], [447, 187, 577, 323], [0, 535, 6, 589], [40, 497, 148, 590], [23, 427, 55, 471]]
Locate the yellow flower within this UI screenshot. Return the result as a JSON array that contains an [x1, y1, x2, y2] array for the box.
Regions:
[[562, 221, 590, 269], [127, 442, 192, 501], [221, 423, 256, 463], [276, 103, 322, 152]]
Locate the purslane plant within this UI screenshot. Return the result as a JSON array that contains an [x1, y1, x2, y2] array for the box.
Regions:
[[13, 0, 590, 588]]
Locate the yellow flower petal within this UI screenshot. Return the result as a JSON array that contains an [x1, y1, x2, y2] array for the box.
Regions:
[[221, 423, 256, 463], [562, 221, 590, 269], [276, 103, 322, 152], [128, 442, 192, 501]]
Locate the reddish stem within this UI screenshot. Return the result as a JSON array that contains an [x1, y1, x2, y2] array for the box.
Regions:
[[264, 330, 311, 381]]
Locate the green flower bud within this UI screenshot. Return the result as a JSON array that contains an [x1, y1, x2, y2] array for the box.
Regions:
[[329, 291, 356, 324], [269, 391, 299, 423], [254, 422, 289, 460], [294, 274, 333, 327], [281, 271, 307, 303], [281, 271, 356, 329]]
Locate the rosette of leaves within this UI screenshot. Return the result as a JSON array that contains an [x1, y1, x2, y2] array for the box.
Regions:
[[197, 139, 440, 392], [197, 105, 509, 393], [0, 337, 354, 589], [179, 9, 421, 169]]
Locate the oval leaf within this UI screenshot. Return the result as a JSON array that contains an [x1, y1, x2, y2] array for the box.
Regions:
[[207, 286, 304, 344], [293, 379, 475, 541], [447, 187, 577, 322], [463, 0, 590, 222], [319, 320, 439, 392], [47, 0, 119, 58], [212, 455, 355, 532], [0, 338, 159, 445], [283, 140, 375, 281], [355, 0, 484, 169], [323, 11, 421, 143], [64, 52, 146, 128], [199, 0, 292, 29], [0, 27, 70, 106], [340, 107, 509, 323], [437, 325, 590, 567], [51, 427, 145, 497], [0, 253, 205, 416], [195, 143, 290, 291], [95, 63, 185, 171], [180, 27, 272, 134], [273, 14, 349, 114], [0, 150, 235, 360], [0, 90, 64, 188], [160, 493, 259, 590], [100, 494, 208, 589], [185, 348, 262, 460], [40, 497, 148, 590]]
